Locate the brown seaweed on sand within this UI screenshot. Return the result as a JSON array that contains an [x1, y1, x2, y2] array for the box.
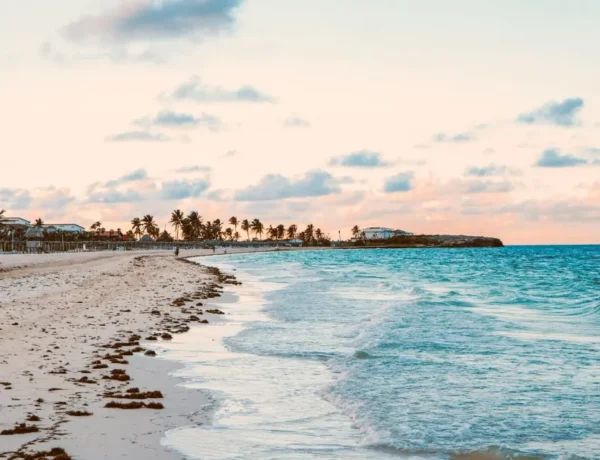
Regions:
[[103, 390, 163, 400], [104, 401, 164, 409], [10, 447, 72, 459], [1, 423, 40, 435], [102, 369, 131, 382]]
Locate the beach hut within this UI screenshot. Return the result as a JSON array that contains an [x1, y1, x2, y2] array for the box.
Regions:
[[25, 226, 45, 253], [138, 234, 154, 243]]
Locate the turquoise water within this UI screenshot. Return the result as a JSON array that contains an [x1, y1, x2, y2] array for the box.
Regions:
[[163, 246, 600, 459]]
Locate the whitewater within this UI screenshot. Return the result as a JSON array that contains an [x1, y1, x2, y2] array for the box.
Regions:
[[158, 246, 600, 459]]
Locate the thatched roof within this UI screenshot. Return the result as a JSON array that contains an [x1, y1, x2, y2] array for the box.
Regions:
[[138, 234, 154, 243], [25, 227, 44, 239]]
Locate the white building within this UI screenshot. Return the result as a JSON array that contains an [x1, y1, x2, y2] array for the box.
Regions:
[[0, 217, 31, 230], [362, 227, 412, 240], [362, 227, 394, 239], [42, 224, 85, 233]]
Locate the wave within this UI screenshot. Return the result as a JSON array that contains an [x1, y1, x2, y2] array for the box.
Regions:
[[174, 245, 600, 459]]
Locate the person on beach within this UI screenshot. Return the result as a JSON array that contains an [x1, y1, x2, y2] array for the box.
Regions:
[[174, 246, 179, 257]]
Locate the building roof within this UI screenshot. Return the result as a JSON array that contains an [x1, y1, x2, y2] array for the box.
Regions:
[[0, 217, 31, 229], [363, 227, 411, 233], [363, 227, 394, 232], [24, 227, 44, 239], [0, 217, 30, 224]]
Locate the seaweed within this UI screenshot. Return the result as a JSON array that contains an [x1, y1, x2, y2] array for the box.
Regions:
[[1, 423, 39, 435]]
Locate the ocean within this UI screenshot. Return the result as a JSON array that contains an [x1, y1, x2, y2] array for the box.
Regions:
[[159, 246, 600, 459]]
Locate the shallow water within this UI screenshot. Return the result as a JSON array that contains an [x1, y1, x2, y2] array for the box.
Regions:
[[161, 246, 600, 459]]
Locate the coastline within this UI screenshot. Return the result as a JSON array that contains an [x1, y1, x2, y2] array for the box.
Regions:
[[0, 248, 279, 459], [156, 254, 387, 460]]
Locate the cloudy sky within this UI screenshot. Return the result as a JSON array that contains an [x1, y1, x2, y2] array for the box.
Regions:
[[2, 0, 600, 244]]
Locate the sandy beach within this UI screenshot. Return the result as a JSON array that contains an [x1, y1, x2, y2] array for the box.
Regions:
[[0, 248, 278, 459]]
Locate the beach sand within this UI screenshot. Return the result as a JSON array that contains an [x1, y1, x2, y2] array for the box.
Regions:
[[0, 248, 277, 459]]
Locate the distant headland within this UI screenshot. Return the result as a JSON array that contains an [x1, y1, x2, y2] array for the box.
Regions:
[[342, 233, 504, 249]]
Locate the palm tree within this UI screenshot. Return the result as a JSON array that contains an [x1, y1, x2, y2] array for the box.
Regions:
[[35, 218, 44, 227], [201, 221, 212, 240], [187, 212, 203, 240], [351, 225, 361, 239], [267, 225, 277, 240], [90, 221, 102, 233], [315, 228, 323, 241], [241, 219, 250, 241], [0, 209, 5, 219], [224, 228, 233, 240], [149, 225, 160, 239], [276, 224, 285, 240], [250, 218, 264, 240], [202, 220, 218, 240], [302, 224, 315, 244], [229, 217, 238, 234], [181, 218, 192, 240], [305, 224, 314, 242], [131, 218, 142, 239], [233, 231, 240, 241], [213, 219, 223, 240], [287, 224, 297, 240], [170, 209, 185, 241], [141, 215, 155, 235]]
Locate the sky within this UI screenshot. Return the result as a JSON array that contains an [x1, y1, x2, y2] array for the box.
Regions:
[[1, 0, 600, 244]]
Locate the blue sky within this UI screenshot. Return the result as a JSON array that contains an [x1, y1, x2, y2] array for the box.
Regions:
[[1, 1, 599, 243]]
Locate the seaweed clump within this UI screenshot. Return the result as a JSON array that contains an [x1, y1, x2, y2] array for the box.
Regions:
[[1, 423, 39, 435], [11, 447, 71, 459], [104, 401, 164, 409]]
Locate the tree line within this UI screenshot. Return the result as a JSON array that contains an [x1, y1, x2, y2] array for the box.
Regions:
[[1, 208, 364, 246], [123, 211, 331, 245]]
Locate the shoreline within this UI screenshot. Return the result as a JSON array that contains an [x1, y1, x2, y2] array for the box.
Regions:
[[157, 255, 379, 460], [0, 248, 278, 459], [152, 288, 247, 458]]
